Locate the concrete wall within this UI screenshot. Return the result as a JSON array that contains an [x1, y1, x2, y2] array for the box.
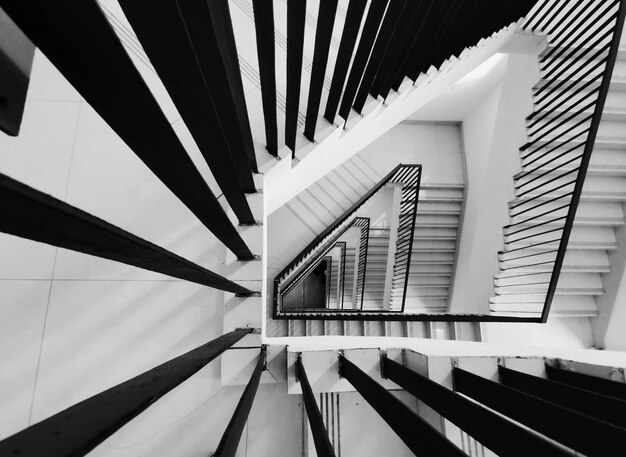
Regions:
[[0, 50, 300, 456], [449, 52, 537, 315]]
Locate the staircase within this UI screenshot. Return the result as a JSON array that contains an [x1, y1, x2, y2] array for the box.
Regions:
[[268, 155, 470, 339], [491, 16, 626, 317]]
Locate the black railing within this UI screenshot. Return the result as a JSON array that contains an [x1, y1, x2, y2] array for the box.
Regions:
[[389, 166, 421, 313], [273, 164, 422, 319], [493, 0, 626, 320], [277, 217, 370, 313], [352, 217, 370, 310]]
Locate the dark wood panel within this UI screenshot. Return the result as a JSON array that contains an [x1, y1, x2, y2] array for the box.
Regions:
[[304, 0, 338, 141], [0, 0, 254, 259], [0, 172, 252, 294], [118, 0, 256, 224], [0, 330, 251, 457]]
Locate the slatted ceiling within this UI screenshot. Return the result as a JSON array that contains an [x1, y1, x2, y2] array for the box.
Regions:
[[323, 0, 368, 124], [338, 0, 389, 121], [304, 0, 339, 142], [118, 0, 256, 225], [352, 0, 405, 114], [252, 0, 279, 156], [0, 0, 254, 260], [369, 0, 419, 98], [401, 0, 448, 84], [390, 0, 436, 91], [375, 0, 425, 99], [205, 0, 259, 174], [411, 0, 462, 79], [428, 0, 474, 71], [286, 0, 307, 152]]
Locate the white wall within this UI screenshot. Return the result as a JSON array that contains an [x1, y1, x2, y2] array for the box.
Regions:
[[0, 50, 300, 456], [448, 52, 538, 315]]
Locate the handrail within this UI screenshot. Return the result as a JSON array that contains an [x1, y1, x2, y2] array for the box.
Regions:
[[273, 164, 422, 318], [541, 0, 626, 321], [493, 0, 626, 319]]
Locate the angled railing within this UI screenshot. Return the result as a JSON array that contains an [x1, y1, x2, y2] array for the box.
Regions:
[[493, 0, 626, 319], [277, 217, 370, 313], [274, 164, 421, 318]]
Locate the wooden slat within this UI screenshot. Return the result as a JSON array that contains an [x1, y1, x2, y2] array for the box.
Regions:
[[0, 7, 35, 136], [118, 0, 256, 224], [377, 0, 432, 98], [390, 0, 436, 91], [352, 0, 405, 114], [304, 0, 338, 142], [252, 0, 279, 155], [204, 0, 259, 173], [214, 348, 266, 457], [297, 355, 336, 457], [338, 0, 389, 120], [0, 330, 251, 457], [286, 0, 307, 152], [0, 0, 254, 259], [340, 355, 464, 456], [323, 0, 367, 123], [0, 172, 252, 294], [383, 357, 570, 457], [454, 367, 626, 456], [370, 0, 421, 98]]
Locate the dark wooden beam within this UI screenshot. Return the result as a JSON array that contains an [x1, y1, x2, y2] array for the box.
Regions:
[[454, 367, 626, 456], [338, 0, 389, 120], [339, 355, 464, 456], [0, 0, 254, 259], [296, 355, 336, 457], [352, 0, 405, 113], [0, 6, 35, 136], [118, 0, 256, 224], [546, 364, 626, 402], [380, 0, 435, 97], [383, 356, 570, 457], [204, 0, 259, 173], [370, 0, 421, 98], [252, 0, 278, 156], [304, 0, 338, 142], [0, 172, 252, 294], [323, 0, 367, 123], [499, 366, 626, 429], [0, 330, 252, 457], [286, 0, 307, 153], [214, 347, 266, 457]]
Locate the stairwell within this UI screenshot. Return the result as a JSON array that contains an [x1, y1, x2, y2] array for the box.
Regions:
[[266, 125, 473, 340], [491, 19, 626, 317]]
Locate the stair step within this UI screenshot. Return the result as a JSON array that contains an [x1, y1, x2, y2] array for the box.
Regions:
[[343, 321, 364, 336], [489, 295, 597, 316], [413, 227, 458, 239], [364, 321, 386, 336], [509, 201, 625, 225], [499, 249, 609, 271], [411, 239, 457, 251], [391, 286, 450, 298], [400, 297, 448, 312], [521, 147, 626, 171], [416, 200, 462, 215]]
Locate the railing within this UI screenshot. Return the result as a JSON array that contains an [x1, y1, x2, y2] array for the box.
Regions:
[[389, 166, 422, 312], [278, 218, 369, 312], [494, 0, 626, 320], [352, 217, 370, 310], [273, 164, 422, 319]]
